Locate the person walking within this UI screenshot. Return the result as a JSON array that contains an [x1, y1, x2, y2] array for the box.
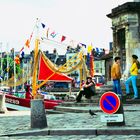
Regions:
[[111, 56, 122, 96], [125, 55, 139, 99]]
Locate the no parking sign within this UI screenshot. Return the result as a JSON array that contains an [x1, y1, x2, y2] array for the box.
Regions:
[[100, 91, 120, 114]]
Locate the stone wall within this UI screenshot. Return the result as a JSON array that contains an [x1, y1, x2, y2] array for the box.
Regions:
[[107, 2, 140, 79]]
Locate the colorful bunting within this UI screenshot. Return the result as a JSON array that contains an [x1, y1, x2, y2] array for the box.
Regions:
[[87, 45, 93, 53], [25, 39, 30, 48], [61, 35, 66, 42], [29, 32, 33, 40], [50, 31, 57, 38], [41, 23, 46, 28], [39, 21, 90, 48], [19, 20, 109, 58], [24, 31, 33, 49], [79, 43, 86, 48], [46, 28, 49, 38], [19, 47, 24, 52], [21, 51, 25, 58]]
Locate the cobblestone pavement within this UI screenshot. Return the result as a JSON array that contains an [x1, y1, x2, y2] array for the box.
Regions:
[[1, 105, 140, 139]]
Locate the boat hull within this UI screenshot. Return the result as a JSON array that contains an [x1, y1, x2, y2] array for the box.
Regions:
[[5, 94, 59, 110]]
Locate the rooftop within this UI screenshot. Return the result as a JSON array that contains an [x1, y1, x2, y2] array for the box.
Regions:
[[107, 2, 140, 18]]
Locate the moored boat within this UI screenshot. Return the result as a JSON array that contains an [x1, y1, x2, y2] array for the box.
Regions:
[[5, 93, 63, 110]]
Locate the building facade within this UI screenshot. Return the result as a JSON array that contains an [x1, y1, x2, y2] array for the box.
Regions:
[[107, 1, 140, 79]]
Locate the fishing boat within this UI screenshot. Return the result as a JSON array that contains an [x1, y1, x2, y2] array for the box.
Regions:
[[0, 46, 72, 110], [0, 20, 73, 110], [1, 49, 72, 110], [0, 19, 93, 111], [5, 93, 62, 110], [0, 86, 63, 110]]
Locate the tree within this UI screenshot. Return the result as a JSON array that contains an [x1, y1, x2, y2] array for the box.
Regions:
[[0, 54, 22, 80]]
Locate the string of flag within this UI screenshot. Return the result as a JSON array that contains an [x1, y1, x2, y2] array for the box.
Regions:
[[40, 21, 109, 54], [41, 22, 67, 43], [19, 20, 38, 53], [18, 20, 109, 55]]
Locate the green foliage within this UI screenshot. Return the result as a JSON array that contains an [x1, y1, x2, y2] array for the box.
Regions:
[[0, 55, 22, 79]]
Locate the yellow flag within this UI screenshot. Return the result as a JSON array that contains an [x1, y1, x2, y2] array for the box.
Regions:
[[87, 45, 93, 53]]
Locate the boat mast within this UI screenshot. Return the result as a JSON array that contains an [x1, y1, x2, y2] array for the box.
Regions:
[[22, 60, 24, 91], [0, 42, 3, 82], [6, 43, 9, 81], [32, 39, 39, 98], [14, 48, 16, 93], [32, 18, 39, 99]]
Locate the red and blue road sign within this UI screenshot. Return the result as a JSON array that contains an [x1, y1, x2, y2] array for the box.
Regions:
[[99, 91, 120, 114]]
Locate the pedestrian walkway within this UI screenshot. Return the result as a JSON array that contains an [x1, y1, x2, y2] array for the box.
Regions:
[[1, 104, 140, 139]]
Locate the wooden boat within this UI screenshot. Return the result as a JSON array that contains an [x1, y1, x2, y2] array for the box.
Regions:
[[5, 93, 63, 110], [0, 20, 73, 111]]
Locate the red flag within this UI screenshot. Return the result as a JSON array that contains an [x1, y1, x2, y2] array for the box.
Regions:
[[61, 35, 66, 42], [90, 53, 94, 77], [29, 32, 33, 40]]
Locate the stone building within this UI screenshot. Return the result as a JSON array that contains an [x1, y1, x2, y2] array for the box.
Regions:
[[101, 51, 113, 82], [107, 0, 140, 79]]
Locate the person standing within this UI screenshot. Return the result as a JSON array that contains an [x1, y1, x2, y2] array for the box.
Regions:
[[125, 55, 139, 99], [111, 57, 122, 95]]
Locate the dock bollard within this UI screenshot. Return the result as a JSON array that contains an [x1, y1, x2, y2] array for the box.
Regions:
[[31, 99, 47, 128], [0, 93, 7, 113]]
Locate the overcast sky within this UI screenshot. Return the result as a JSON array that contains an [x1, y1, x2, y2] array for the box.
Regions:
[[0, 0, 133, 54]]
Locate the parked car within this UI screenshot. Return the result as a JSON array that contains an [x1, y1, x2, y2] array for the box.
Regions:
[[93, 73, 105, 87], [53, 82, 69, 88]]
